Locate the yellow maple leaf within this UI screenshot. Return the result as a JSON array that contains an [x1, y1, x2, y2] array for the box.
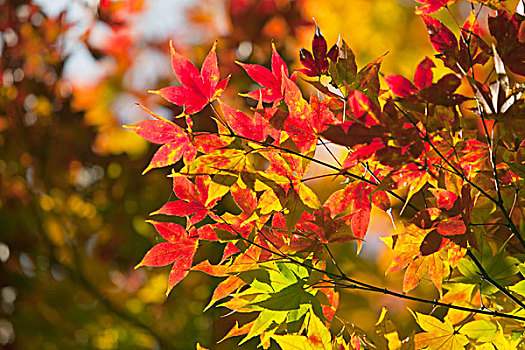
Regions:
[[411, 311, 468, 350]]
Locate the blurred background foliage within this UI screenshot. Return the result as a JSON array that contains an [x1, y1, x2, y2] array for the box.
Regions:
[[0, 0, 500, 348]]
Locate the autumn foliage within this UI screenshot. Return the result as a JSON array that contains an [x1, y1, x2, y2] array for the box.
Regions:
[[125, 0, 525, 348]]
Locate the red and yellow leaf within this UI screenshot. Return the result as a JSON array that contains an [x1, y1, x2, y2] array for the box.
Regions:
[[220, 101, 269, 142], [415, 0, 461, 15], [149, 41, 229, 114], [204, 275, 244, 311], [135, 221, 198, 295], [238, 43, 293, 103]]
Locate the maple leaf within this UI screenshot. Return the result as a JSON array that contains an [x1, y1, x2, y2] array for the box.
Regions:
[[347, 89, 381, 125], [219, 321, 255, 343], [385, 224, 450, 293], [125, 105, 228, 174], [420, 14, 489, 75], [204, 275, 244, 311], [135, 221, 198, 295], [193, 244, 262, 276], [320, 123, 387, 149], [328, 39, 358, 95], [374, 308, 404, 349], [149, 41, 229, 114], [219, 101, 269, 142], [411, 311, 468, 350], [392, 164, 437, 212], [341, 140, 385, 169], [281, 78, 335, 152], [124, 106, 195, 173], [231, 183, 258, 221], [385, 57, 441, 101], [272, 313, 332, 350], [193, 245, 263, 310], [290, 210, 356, 248], [421, 15, 458, 55], [323, 182, 373, 252], [384, 75, 418, 98], [298, 22, 338, 77], [440, 283, 479, 324], [237, 43, 295, 103], [415, 0, 461, 15], [429, 188, 458, 210], [151, 175, 220, 226], [318, 282, 339, 321], [266, 212, 329, 253], [436, 215, 466, 236], [182, 148, 248, 177], [461, 11, 490, 67], [219, 184, 271, 236]]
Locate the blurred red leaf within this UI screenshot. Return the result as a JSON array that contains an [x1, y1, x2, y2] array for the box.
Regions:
[[414, 57, 435, 90], [415, 0, 460, 15], [429, 188, 458, 210], [436, 215, 466, 236]]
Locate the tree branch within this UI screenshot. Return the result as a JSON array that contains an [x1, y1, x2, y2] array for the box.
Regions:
[[395, 104, 525, 249]]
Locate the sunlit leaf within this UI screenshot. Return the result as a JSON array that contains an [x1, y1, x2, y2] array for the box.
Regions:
[[149, 41, 229, 114], [415, 0, 461, 15], [412, 311, 468, 350], [458, 320, 497, 342], [135, 221, 198, 295]]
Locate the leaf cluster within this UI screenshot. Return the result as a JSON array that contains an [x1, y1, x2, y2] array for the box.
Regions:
[[129, 1, 525, 348]]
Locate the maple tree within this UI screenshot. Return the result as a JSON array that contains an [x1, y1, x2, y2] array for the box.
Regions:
[[128, 0, 525, 348]]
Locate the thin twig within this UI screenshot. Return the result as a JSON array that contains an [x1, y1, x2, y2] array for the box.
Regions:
[[217, 215, 525, 323], [204, 101, 525, 321], [395, 104, 525, 249]]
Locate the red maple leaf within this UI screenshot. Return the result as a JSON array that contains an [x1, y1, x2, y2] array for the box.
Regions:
[[237, 43, 295, 103], [420, 15, 458, 56], [150, 41, 230, 114], [385, 57, 468, 106], [323, 182, 373, 251], [135, 221, 198, 295], [151, 175, 220, 226], [282, 86, 336, 152], [385, 57, 435, 98], [298, 23, 338, 77], [125, 105, 227, 173], [415, 0, 460, 15], [219, 101, 269, 142]]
